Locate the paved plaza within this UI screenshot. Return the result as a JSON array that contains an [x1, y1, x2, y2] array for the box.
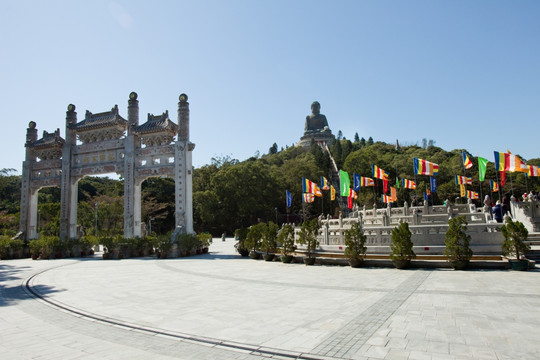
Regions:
[[1, 239, 539, 360]]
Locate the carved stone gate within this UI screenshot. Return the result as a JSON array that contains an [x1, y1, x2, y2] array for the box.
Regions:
[[19, 92, 195, 241]]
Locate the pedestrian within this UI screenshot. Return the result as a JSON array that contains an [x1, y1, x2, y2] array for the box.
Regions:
[[492, 200, 506, 223], [502, 194, 511, 216]]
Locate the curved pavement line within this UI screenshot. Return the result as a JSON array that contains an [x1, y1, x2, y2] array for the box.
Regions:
[[21, 263, 331, 360]]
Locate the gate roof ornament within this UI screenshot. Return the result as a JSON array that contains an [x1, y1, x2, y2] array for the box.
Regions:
[[27, 128, 65, 160]]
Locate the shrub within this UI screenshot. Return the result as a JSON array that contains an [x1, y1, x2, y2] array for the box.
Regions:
[[444, 216, 473, 263], [277, 224, 295, 256], [297, 218, 319, 259], [261, 222, 278, 255], [344, 222, 367, 261], [234, 227, 250, 256], [151, 234, 172, 258], [245, 223, 265, 252], [501, 218, 530, 260], [197, 232, 212, 248], [176, 233, 200, 255], [0, 236, 23, 259], [390, 222, 415, 261]]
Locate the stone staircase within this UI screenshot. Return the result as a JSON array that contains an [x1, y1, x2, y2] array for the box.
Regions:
[[320, 143, 346, 211], [526, 232, 540, 261]]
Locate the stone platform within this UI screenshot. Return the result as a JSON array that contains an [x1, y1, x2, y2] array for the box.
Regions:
[[1, 238, 539, 359]]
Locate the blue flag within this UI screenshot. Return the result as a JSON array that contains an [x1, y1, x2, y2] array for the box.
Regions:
[[353, 173, 361, 191], [430, 177, 437, 193], [286, 190, 292, 208]]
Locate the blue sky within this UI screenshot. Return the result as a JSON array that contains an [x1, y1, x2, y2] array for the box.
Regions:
[[1, 1, 539, 174]]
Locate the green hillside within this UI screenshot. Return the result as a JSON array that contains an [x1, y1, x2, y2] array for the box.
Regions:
[[1, 140, 538, 237]]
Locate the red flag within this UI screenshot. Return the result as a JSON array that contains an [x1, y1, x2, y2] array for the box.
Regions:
[[500, 171, 506, 187], [383, 179, 388, 194]]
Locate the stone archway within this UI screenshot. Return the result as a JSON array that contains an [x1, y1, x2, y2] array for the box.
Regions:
[[19, 92, 194, 241]]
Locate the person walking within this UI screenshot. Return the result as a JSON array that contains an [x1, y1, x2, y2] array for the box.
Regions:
[[492, 200, 506, 223]]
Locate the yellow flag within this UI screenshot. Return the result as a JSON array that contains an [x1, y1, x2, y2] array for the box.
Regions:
[[460, 184, 466, 197], [330, 185, 336, 201]]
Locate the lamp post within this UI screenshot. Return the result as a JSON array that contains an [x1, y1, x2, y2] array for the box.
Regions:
[[37, 209, 41, 238], [149, 217, 155, 235], [95, 203, 98, 237]]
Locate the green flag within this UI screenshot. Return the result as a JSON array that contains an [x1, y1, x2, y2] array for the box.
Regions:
[[478, 157, 488, 182], [395, 177, 400, 189], [340, 170, 350, 196]]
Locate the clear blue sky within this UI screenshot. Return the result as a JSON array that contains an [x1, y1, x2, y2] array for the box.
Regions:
[[1, 1, 539, 175]]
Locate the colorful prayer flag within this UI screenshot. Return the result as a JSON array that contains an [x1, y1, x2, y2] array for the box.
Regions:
[[353, 174, 375, 189], [455, 175, 472, 185], [320, 176, 330, 190], [372, 164, 389, 180], [302, 177, 314, 193], [494, 151, 528, 173], [478, 157, 488, 181], [466, 190, 479, 200], [381, 194, 394, 203], [490, 180, 499, 192], [528, 165, 540, 177], [302, 193, 315, 203], [413, 158, 439, 176], [302, 177, 322, 197], [313, 183, 322, 197], [286, 190, 292, 208], [402, 179, 416, 189], [462, 152, 473, 169], [339, 170, 350, 197]]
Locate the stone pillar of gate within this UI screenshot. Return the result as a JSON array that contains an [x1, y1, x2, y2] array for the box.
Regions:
[[124, 92, 139, 238], [19, 122, 38, 240], [175, 94, 195, 233], [60, 105, 77, 241]]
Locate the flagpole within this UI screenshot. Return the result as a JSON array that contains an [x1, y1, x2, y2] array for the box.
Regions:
[[510, 172, 514, 196], [495, 170, 501, 202], [321, 190, 324, 216]]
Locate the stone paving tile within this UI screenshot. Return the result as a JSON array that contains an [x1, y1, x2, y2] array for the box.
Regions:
[[2, 239, 540, 359]]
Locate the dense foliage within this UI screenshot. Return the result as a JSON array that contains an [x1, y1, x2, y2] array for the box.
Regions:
[[1, 137, 539, 237]]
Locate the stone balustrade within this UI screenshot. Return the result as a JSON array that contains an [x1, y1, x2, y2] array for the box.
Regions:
[[310, 201, 504, 255]]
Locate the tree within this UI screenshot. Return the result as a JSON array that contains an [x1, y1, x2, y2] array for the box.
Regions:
[[359, 137, 366, 147], [337, 130, 343, 140], [501, 218, 530, 260], [211, 161, 280, 232], [344, 222, 367, 266], [269, 142, 278, 155], [444, 216, 473, 267], [367, 137, 374, 146], [296, 218, 319, 259], [277, 224, 295, 257], [354, 133, 360, 143]]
